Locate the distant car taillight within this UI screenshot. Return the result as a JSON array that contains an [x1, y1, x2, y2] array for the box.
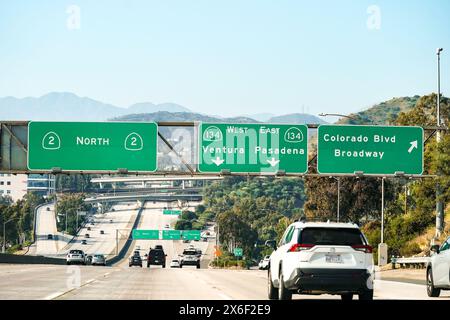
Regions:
[[288, 243, 315, 252], [352, 245, 373, 253]]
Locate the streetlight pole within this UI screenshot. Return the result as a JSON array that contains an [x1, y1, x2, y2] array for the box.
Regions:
[[381, 177, 385, 244], [3, 218, 19, 253], [330, 177, 340, 222], [436, 48, 444, 239], [318, 113, 364, 122], [337, 178, 340, 222]]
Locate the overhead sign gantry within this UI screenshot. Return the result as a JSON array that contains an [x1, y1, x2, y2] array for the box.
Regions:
[[198, 123, 308, 174], [317, 125, 424, 175], [27, 121, 158, 172], [0, 120, 432, 177]]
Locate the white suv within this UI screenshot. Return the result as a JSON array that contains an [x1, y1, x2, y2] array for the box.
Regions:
[[268, 221, 374, 300], [66, 249, 86, 265], [427, 236, 450, 297]]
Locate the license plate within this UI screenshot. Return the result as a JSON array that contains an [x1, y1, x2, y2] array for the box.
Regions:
[[325, 254, 342, 263]]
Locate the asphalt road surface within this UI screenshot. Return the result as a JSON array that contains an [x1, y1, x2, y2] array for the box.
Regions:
[[5, 200, 446, 300], [124, 201, 210, 268], [60, 202, 139, 258], [0, 263, 449, 300], [34, 203, 67, 255]]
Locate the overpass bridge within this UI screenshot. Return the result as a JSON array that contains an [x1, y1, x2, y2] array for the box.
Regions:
[[90, 176, 223, 184], [84, 193, 202, 204]]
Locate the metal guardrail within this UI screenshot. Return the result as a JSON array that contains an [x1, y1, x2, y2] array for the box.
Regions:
[[391, 256, 430, 268]]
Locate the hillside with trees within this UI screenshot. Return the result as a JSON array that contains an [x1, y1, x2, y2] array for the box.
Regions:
[[201, 93, 449, 264], [336, 96, 420, 125]]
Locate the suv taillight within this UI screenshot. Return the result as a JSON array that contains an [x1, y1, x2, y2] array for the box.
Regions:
[[288, 243, 315, 252], [352, 245, 373, 253]]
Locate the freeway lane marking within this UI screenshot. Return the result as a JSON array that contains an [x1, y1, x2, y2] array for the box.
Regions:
[[43, 291, 66, 300], [45, 271, 112, 300], [217, 292, 233, 300]]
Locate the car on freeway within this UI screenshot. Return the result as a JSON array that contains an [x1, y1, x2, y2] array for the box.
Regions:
[[100, 230, 104, 235], [85, 255, 93, 265], [180, 249, 201, 269], [47, 234, 53, 240], [164, 224, 170, 229], [258, 255, 270, 270], [85, 233, 90, 238], [170, 259, 181, 268], [87, 226, 91, 231], [427, 236, 450, 297], [81, 239, 87, 245], [147, 248, 167, 268], [66, 249, 86, 265], [91, 254, 107, 266], [46, 207, 50, 211], [129, 251, 143, 267], [267, 220, 374, 300], [183, 239, 190, 243]]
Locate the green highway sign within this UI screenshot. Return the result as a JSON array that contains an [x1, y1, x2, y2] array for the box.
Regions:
[[233, 248, 243, 257], [182, 230, 201, 240], [163, 209, 182, 215], [317, 125, 423, 175], [132, 229, 159, 240], [28, 121, 158, 172], [162, 230, 182, 240], [198, 123, 308, 174]]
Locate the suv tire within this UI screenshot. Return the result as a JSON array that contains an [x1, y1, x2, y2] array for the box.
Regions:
[[268, 269, 279, 300], [427, 268, 441, 297], [358, 290, 373, 301], [278, 273, 292, 300], [341, 293, 353, 301]]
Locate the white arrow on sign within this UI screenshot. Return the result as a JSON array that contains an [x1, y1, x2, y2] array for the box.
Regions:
[[211, 157, 224, 166], [266, 158, 280, 167], [408, 140, 418, 153]]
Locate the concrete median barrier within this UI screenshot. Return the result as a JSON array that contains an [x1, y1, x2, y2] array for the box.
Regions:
[[0, 253, 66, 265]]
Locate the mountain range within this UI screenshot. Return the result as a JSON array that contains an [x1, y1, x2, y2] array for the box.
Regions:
[[0, 92, 190, 121], [0, 92, 326, 124]]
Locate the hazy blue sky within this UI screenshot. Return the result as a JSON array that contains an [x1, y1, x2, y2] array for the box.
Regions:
[[1, 0, 449, 119]]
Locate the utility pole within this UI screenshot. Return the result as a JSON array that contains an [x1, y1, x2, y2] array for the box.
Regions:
[[337, 178, 340, 222], [330, 177, 341, 222], [378, 177, 388, 266], [116, 229, 119, 255], [404, 184, 407, 215], [381, 177, 385, 244], [435, 48, 444, 239]]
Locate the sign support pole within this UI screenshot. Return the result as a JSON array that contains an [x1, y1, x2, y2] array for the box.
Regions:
[[337, 178, 340, 222], [381, 177, 385, 244], [435, 48, 444, 239]]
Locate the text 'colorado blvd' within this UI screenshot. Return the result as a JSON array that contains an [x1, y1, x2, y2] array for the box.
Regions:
[[317, 125, 423, 175]]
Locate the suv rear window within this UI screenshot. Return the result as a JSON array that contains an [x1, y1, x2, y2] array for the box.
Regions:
[[70, 250, 83, 254], [150, 250, 164, 257], [298, 227, 366, 246]]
